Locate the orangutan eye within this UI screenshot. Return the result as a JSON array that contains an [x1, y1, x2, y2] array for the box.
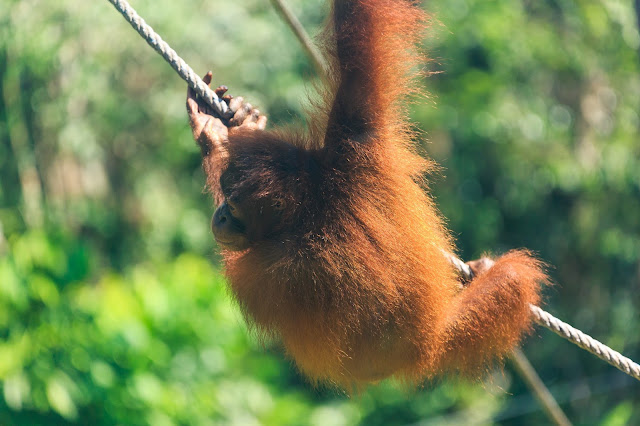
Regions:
[[273, 199, 285, 211], [227, 200, 238, 213]]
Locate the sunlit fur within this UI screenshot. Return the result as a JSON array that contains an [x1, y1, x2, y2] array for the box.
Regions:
[[198, 0, 547, 388]]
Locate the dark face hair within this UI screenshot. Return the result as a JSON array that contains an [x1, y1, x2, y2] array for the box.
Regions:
[[211, 163, 286, 251]]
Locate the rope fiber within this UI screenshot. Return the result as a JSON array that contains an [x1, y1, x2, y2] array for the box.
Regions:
[[529, 304, 640, 381], [106, 0, 233, 119]]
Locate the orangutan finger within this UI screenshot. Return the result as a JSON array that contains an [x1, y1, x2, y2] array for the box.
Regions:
[[229, 96, 245, 113], [256, 115, 267, 130], [214, 85, 228, 97]]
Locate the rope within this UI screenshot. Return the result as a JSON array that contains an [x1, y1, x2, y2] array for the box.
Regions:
[[509, 348, 571, 426], [269, 0, 328, 81], [445, 252, 640, 382], [106, 0, 233, 119], [529, 305, 640, 381]]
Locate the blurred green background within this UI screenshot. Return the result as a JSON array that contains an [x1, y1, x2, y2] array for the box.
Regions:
[[1, 0, 639, 424]]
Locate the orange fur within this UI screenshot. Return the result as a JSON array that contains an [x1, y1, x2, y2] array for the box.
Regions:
[[440, 251, 547, 376], [196, 0, 547, 388]]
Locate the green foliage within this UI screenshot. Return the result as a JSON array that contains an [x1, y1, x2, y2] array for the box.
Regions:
[[0, 231, 347, 424], [1, 0, 639, 424]]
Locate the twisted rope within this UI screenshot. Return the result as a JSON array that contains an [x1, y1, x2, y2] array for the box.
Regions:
[[106, 0, 233, 119], [445, 252, 640, 382], [529, 305, 640, 381]]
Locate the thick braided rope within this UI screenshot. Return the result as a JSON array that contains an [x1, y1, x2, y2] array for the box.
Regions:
[[444, 252, 640, 381], [529, 305, 640, 381], [106, 0, 232, 119]]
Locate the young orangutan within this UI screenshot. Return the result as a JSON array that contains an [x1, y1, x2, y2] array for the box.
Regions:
[[186, 0, 547, 388]]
